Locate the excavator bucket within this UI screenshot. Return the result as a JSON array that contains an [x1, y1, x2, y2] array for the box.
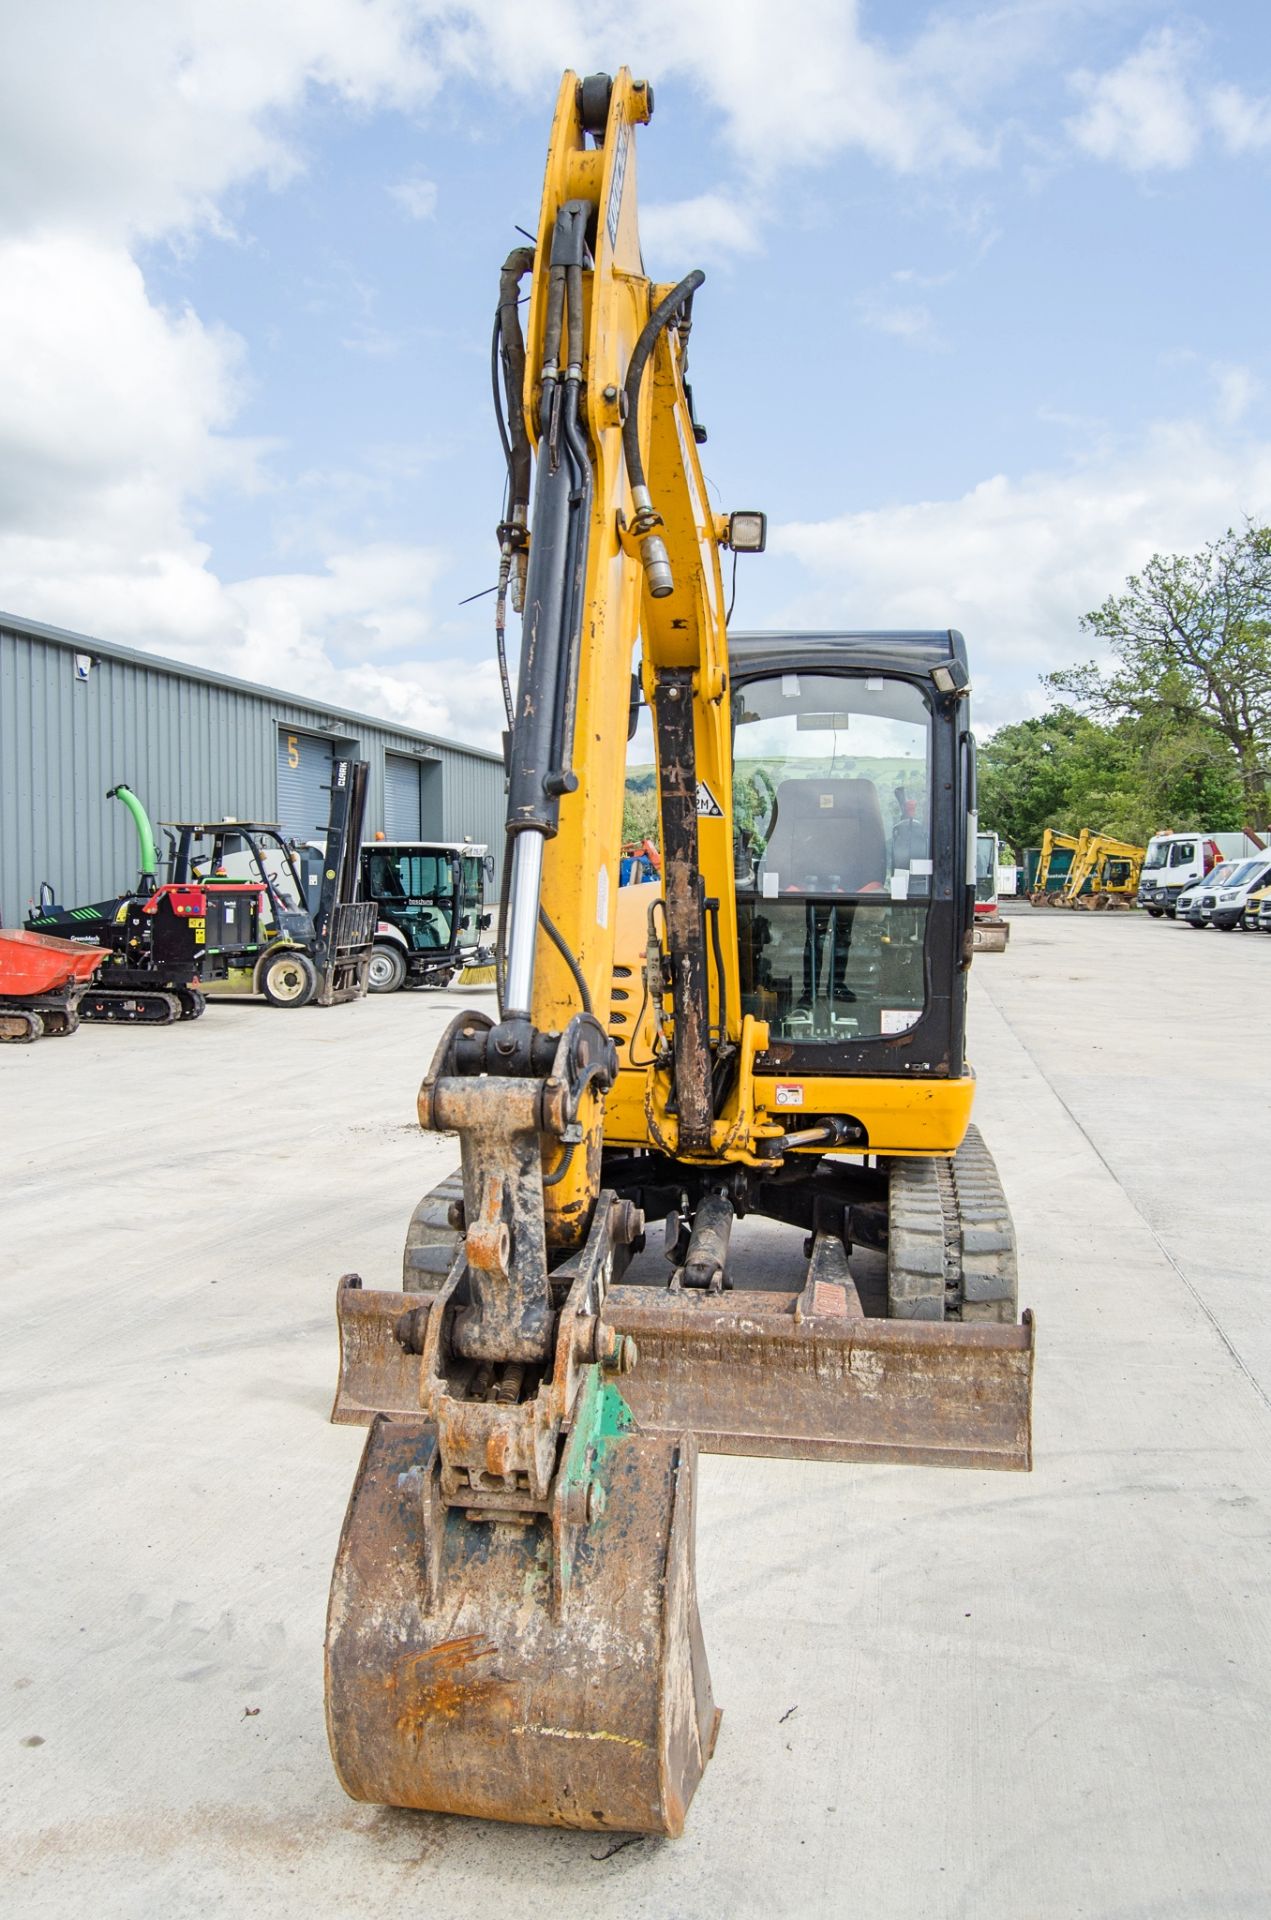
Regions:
[[326, 1399, 718, 1833]]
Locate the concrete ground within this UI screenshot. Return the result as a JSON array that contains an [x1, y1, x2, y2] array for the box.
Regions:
[[4, 911, 1271, 1918]]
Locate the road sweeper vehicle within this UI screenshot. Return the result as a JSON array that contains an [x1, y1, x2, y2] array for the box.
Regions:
[[324, 70, 1033, 1838], [360, 840, 496, 992]]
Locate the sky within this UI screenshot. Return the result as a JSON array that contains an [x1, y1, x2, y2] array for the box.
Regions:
[[3, 1, 1271, 747]]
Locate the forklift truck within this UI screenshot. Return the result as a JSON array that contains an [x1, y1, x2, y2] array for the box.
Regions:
[[166, 760, 375, 1006]]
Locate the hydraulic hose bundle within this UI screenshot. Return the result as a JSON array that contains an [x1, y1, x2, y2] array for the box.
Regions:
[[493, 219, 706, 1020]]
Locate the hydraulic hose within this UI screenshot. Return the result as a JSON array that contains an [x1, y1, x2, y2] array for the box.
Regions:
[[500, 201, 591, 1012], [493, 248, 535, 730], [621, 269, 705, 599], [496, 247, 534, 512]]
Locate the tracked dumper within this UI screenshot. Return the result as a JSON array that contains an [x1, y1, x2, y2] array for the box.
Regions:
[[326, 70, 1034, 1836]]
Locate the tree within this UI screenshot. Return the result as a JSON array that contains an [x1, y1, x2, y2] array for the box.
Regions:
[[977, 708, 1116, 851], [622, 770, 658, 845], [977, 703, 1244, 851], [1046, 524, 1271, 825]]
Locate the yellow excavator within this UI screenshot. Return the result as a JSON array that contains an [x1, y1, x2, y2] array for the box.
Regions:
[[325, 71, 1033, 1837], [1052, 830, 1144, 910], [1029, 827, 1081, 903]]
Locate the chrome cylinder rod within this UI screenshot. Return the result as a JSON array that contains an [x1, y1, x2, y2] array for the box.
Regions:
[[503, 831, 545, 1013]]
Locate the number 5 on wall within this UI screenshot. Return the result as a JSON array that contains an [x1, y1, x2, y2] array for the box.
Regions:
[[287, 733, 300, 769]]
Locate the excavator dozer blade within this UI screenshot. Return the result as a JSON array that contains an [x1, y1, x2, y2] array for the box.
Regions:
[[326, 1409, 719, 1834], [603, 1287, 1034, 1471], [332, 1278, 1033, 1471]]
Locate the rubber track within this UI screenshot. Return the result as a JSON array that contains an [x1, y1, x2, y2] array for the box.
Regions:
[[885, 1124, 1017, 1323], [402, 1168, 465, 1290]]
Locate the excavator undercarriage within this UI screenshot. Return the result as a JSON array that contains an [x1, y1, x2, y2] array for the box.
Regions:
[[323, 68, 1034, 1837]]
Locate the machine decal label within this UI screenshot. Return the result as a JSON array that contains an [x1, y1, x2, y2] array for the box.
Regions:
[[606, 124, 629, 247], [881, 1009, 920, 1035], [597, 864, 610, 930], [695, 781, 724, 818], [774, 1083, 803, 1108]]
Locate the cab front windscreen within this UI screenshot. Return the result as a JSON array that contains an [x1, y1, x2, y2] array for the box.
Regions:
[[732, 671, 934, 1044]]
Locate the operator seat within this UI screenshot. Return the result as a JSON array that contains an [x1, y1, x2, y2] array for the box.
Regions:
[[758, 779, 887, 893]]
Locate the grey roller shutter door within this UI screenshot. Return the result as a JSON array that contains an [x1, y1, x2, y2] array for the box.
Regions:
[[277, 728, 333, 839], [384, 753, 423, 838]]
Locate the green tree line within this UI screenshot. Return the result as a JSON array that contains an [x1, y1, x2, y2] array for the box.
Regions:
[[979, 524, 1270, 852]]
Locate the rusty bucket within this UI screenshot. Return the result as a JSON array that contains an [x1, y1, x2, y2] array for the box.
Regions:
[[325, 1405, 719, 1834]]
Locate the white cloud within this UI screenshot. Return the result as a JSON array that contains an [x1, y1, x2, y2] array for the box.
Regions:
[[222, 547, 509, 745], [1066, 28, 1201, 173], [1207, 83, 1271, 155], [4, 3, 1270, 757], [431, 0, 1004, 176], [772, 417, 1271, 731], [0, 2, 437, 244], [0, 232, 497, 746], [641, 191, 762, 267], [855, 291, 944, 349], [388, 174, 438, 220], [1212, 362, 1260, 429]]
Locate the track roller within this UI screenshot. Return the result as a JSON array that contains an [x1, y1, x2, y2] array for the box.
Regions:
[[0, 1007, 44, 1042], [79, 989, 183, 1025]]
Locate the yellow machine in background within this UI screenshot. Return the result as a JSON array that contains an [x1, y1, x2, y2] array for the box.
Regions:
[[1030, 827, 1081, 903], [324, 71, 1033, 1838], [1053, 831, 1145, 909]]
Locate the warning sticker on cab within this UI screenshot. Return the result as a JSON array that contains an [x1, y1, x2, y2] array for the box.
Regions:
[[774, 1083, 804, 1108], [696, 781, 724, 818]]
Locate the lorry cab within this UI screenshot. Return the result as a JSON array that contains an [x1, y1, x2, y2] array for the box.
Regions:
[[1139, 833, 1209, 913], [1139, 830, 1264, 915]]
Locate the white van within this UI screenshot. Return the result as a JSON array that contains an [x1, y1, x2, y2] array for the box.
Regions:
[[1186, 857, 1271, 930], [1174, 862, 1242, 921]]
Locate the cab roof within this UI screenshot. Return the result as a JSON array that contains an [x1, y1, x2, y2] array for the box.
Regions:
[[727, 629, 968, 682]]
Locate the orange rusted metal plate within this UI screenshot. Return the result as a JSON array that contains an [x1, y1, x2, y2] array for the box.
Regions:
[[602, 1288, 1034, 1471], [325, 1413, 718, 1833], [330, 1275, 427, 1425], [332, 1277, 1033, 1471]]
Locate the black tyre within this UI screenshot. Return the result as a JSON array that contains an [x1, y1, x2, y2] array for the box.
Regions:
[[1147, 908, 1164, 919], [261, 949, 317, 1008], [367, 943, 407, 994]]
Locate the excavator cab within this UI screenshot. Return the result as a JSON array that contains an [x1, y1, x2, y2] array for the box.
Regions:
[[728, 636, 963, 1051], [325, 69, 1031, 1839]]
